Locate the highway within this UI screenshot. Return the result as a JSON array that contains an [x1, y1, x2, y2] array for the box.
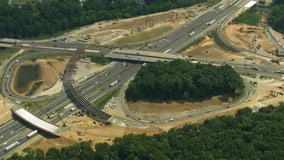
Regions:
[[0, 0, 283, 158], [143, 0, 250, 53], [0, 61, 140, 157]]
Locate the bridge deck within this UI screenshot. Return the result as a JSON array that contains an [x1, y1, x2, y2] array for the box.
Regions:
[[12, 108, 59, 135], [106, 48, 188, 62]]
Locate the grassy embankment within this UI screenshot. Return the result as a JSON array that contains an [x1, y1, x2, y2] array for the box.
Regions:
[[20, 98, 54, 113], [233, 7, 260, 26], [93, 86, 121, 109], [113, 26, 173, 46], [0, 48, 19, 61], [208, 30, 240, 53]]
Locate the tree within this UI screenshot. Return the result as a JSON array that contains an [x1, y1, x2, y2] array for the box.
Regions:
[[125, 60, 244, 102]]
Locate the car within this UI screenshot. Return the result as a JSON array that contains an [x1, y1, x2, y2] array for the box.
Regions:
[[169, 118, 174, 121]]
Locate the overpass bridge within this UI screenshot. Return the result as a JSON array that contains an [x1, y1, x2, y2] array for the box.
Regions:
[[0, 38, 21, 48], [63, 48, 112, 124], [105, 48, 188, 62], [11, 108, 59, 136]]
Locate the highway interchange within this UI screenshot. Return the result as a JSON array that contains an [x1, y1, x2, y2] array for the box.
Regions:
[[0, 0, 284, 158]]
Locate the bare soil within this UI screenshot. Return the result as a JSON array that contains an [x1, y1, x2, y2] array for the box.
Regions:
[[181, 36, 243, 60], [0, 97, 12, 125], [128, 96, 227, 120], [223, 24, 276, 55], [31, 115, 162, 153]]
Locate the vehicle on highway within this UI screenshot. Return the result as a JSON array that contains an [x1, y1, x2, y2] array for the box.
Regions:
[[110, 80, 119, 87], [163, 48, 172, 54], [27, 130, 38, 138], [188, 31, 196, 37], [5, 142, 20, 151], [207, 19, 216, 25]]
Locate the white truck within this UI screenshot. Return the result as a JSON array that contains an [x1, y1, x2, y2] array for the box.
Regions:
[[27, 130, 38, 138], [109, 80, 119, 87], [207, 19, 216, 25], [5, 142, 20, 151], [189, 31, 196, 37]]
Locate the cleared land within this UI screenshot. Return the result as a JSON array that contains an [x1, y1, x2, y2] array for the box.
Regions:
[[223, 24, 276, 55], [181, 35, 243, 60]]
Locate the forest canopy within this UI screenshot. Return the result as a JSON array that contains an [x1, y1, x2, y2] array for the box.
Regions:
[[125, 60, 244, 102], [0, 0, 213, 38], [268, 0, 284, 33], [8, 103, 284, 160]]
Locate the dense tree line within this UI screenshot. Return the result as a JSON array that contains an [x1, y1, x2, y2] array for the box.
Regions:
[[125, 60, 244, 102], [8, 103, 284, 160], [268, 0, 284, 33], [0, 0, 212, 38]]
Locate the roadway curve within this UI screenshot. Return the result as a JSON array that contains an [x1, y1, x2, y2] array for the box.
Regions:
[[62, 47, 112, 123]]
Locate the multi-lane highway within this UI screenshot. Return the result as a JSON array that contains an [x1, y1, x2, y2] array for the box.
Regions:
[[0, 60, 140, 157], [143, 0, 251, 53], [0, 0, 283, 158]]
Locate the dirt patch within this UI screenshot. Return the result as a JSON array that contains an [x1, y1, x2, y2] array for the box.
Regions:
[[0, 97, 12, 125], [127, 96, 228, 120], [31, 115, 162, 153], [223, 24, 276, 55], [181, 36, 243, 60]]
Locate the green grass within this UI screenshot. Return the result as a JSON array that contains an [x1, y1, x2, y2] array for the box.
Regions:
[[20, 98, 53, 113], [114, 26, 173, 46], [208, 30, 239, 53], [179, 36, 205, 52], [12, 0, 33, 3], [233, 7, 260, 26], [15, 64, 40, 93], [90, 56, 111, 65], [0, 48, 19, 61], [93, 86, 121, 109], [206, 0, 221, 5]]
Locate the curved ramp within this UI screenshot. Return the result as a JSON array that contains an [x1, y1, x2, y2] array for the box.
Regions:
[[12, 108, 59, 135]]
